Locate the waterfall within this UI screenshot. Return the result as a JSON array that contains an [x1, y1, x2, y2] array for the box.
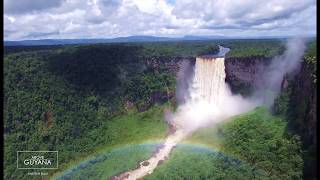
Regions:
[[112, 46, 254, 180], [190, 56, 228, 106]]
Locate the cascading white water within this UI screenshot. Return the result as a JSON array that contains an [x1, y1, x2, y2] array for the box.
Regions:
[[172, 54, 233, 132], [190, 56, 227, 106]]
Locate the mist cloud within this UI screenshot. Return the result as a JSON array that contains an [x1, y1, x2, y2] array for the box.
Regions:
[[255, 38, 306, 106], [175, 60, 194, 105]]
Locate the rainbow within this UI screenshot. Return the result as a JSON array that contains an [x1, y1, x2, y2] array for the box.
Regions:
[[53, 139, 244, 180]]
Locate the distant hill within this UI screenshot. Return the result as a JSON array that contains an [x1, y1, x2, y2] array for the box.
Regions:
[[4, 35, 315, 46], [4, 36, 177, 46]]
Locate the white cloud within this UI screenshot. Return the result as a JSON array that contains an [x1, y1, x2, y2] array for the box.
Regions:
[[3, 0, 316, 40]]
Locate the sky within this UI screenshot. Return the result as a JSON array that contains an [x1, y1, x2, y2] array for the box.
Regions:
[[4, 0, 317, 40]]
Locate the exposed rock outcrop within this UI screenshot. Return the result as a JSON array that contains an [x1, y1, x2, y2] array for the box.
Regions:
[[44, 111, 54, 128], [145, 56, 195, 74], [225, 56, 271, 96], [287, 60, 317, 179]]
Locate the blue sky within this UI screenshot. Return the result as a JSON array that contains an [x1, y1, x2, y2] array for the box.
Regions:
[[4, 0, 316, 40], [166, 0, 176, 5]]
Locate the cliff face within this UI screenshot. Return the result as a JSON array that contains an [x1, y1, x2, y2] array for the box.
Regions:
[[147, 55, 274, 101], [145, 56, 195, 74], [287, 60, 317, 179], [224, 56, 271, 96], [145, 55, 275, 107], [288, 61, 317, 144], [224, 56, 316, 141]]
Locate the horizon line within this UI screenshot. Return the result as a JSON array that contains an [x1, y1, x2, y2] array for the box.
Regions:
[[4, 34, 316, 42]]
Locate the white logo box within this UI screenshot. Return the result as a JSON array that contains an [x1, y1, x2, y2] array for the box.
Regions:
[[17, 151, 58, 169]]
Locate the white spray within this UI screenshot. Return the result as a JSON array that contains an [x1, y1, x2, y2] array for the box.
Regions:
[[171, 48, 258, 133], [255, 38, 306, 107]]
